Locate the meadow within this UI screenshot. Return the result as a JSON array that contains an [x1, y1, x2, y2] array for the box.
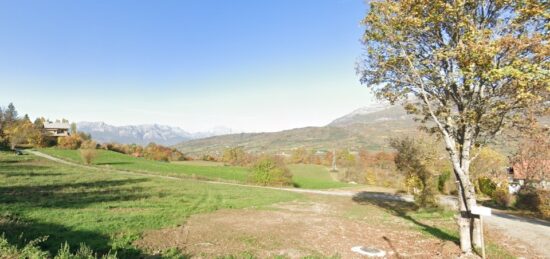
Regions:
[[0, 151, 517, 258], [0, 151, 301, 257], [287, 164, 351, 189], [38, 148, 354, 190]]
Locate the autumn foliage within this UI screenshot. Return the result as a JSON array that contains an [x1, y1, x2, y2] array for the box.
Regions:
[[103, 142, 187, 162]]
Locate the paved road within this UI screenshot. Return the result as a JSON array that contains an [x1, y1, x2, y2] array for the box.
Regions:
[[485, 211, 550, 257], [28, 150, 550, 257]]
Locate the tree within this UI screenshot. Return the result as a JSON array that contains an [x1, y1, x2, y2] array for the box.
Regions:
[[250, 155, 293, 186], [222, 147, 248, 166], [33, 117, 45, 129], [4, 103, 18, 123], [70, 122, 78, 135], [0, 107, 4, 145], [290, 147, 309, 164], [358, 0, 549, 254], [390, 137, 438, 207], [510, 127, 550, 185], [5, 121, 39, 149]]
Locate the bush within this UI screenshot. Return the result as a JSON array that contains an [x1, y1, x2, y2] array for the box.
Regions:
[[390, 136, 438, 208], [80, 140, 98, 149], [517, 187, 550, 217], [540, 190, 550, 218], [222, 147, 254, 166], [80, 149, 97, 165], [491, 187, 512, 207], [57, 135, 83, 149], [477, 177, 497, 197], [437, 170, 451, 194], [201, 154, 217, 161], [249, 156, 293, 186]]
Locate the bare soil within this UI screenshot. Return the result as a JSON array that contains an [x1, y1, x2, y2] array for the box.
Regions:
[[136, 198, 462, 258]]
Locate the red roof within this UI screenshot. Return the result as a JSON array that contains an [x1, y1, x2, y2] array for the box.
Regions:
[[512, 160, 550, 180]]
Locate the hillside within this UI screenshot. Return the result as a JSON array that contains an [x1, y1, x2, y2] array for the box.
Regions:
[[328, 105, 412, 127], [175, 105, 420, 156]]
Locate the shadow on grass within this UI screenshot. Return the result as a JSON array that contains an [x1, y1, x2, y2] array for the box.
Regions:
[[0, 164, 50, 171], [0, 171, 65, 177], [0, 159, 22, 164], [95, 162, 134, 166], [0, 213, 147, 257], [352, 191, 459, 244], [0, 178, 150, 208]]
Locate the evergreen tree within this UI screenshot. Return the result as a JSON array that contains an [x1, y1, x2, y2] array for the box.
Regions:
[[5, 103, 18, 123]]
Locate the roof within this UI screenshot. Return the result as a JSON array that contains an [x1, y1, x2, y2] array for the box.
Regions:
[[512, 160, 550, 180], [44, 122, 70, 129]]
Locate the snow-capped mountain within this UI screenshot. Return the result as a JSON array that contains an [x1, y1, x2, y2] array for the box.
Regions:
[[76, 122, 235, 146]]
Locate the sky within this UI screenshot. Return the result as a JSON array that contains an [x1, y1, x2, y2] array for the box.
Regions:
[[0, 0, 376, 133]]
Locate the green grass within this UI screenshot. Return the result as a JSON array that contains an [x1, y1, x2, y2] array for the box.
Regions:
[[172, 160, 225, 167], [39, 148, 251, 182], [1, 151, 517, 258], [38, 149, 354, 190], [0, 151, 301, 257], [288, 164, 353, 189]]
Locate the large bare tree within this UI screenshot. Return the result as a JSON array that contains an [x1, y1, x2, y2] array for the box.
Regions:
[[357, 0, 549, 254]]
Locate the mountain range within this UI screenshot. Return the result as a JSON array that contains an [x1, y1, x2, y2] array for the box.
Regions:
[[77, 103, 416, 150], [76, 122, 237, 146], [174, 104, 421, 157]]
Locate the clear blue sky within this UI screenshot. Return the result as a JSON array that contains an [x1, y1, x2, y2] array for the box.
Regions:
[[0, 0, 375, 132]]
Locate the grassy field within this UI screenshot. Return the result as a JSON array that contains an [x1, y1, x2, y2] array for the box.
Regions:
[[172, 160, 225, 167], [38, 148, 354, 190], [39, 148, 250, 182], [288, 164, 352, 189], [0, 151, 517, 258], [0, 151, 301, 257]]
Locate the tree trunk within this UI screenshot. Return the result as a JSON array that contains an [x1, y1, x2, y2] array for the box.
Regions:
[[465, 178, 482, 250], [444, 135, 478, 255], [455, 177, 473, 255]]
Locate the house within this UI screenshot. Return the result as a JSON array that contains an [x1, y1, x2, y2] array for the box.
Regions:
[[508, 160, 550, 192], [43, 122, 71, 137]]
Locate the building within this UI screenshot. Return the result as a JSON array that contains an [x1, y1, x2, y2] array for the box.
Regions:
[[43, 122, 71, 137], [508, 160, 550, 192]]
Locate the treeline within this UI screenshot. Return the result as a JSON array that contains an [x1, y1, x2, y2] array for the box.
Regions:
[[56, 133, 188, 163], [102, 143, 187, 162], [216, 146, 402, 188], [216, 134, 548, 217], [0, 103, 56, 149], [0, 103, 187, 163], [204, 147, 293, 186]]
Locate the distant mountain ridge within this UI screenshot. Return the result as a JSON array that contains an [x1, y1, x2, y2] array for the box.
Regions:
[[328, 104, 412, 127], [174, 104, 420, 156], [77, 122, 237, 146]]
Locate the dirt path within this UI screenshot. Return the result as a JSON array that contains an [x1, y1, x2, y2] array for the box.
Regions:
[[26, 150, 361, 197], [28, 150, 550, 257]]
